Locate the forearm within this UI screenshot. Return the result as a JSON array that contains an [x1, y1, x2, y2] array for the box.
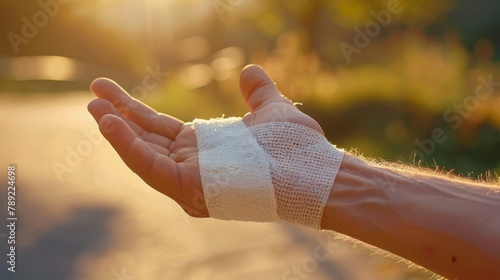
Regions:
[[322, 153, 500, 279]]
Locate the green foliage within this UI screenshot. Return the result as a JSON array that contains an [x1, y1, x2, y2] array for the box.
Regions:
[[1, 0, 499, 177]]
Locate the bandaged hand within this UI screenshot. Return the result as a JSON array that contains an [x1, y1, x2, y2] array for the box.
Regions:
[[88, 65, 343, 228]]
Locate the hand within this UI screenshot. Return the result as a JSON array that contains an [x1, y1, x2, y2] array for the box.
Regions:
[[87, 65, 323, 217]]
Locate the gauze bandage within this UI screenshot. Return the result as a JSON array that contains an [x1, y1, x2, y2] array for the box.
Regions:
[[194, 117, 344, 229]]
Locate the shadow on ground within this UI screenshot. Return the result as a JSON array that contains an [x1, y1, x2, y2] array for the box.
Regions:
[[1, 204, 118, 280]]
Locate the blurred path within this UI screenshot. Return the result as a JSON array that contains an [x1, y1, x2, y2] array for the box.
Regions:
[[0, 93, 432, 280]]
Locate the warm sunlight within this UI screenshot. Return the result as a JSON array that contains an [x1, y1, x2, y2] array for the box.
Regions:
[[2, 1, 500, 279], [8, 56, 81, 81], [80, 0, 215, 37]]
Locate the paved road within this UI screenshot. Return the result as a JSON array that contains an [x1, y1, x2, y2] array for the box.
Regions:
[[0, 93, 432, 280]]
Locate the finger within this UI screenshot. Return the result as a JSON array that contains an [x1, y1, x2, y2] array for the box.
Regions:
[[98, 114, 180, 196], [90, 78, 155, 118], [239, 64, 293, 112], [88, 99, 171, 148], [88, 98, 131, 123], [91, 78, 183, 140]]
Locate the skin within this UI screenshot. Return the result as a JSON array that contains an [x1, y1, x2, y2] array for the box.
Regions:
[[323, 155, 500, 279], [88, 64, 500, 279]]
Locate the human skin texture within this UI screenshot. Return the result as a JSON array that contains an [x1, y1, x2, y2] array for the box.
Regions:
[[322, 154, 500, 279], [88, 65, 500, 279]]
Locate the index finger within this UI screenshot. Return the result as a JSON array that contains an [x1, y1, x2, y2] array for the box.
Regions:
[[91, 78, 183, 140]]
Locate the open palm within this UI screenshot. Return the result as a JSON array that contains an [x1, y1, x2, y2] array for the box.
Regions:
[[88, 65, 323, 218]]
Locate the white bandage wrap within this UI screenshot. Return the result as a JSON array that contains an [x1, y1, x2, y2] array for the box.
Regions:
[[194, 117, 281, 222], [194, 117, 344, 229]]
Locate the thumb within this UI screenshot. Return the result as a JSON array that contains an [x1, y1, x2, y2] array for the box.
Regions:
[[239, 64, 292, 112]]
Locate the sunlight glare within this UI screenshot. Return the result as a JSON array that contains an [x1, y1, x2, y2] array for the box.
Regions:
[[9, 56, 81, 81], [178, 36, 210, 60], [211, 47, 245, 81], [179, 63, 213, 89]]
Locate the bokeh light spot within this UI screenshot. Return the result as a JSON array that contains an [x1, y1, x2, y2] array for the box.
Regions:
[[9, 56, 81, 81], [179, 63, 213, 89]]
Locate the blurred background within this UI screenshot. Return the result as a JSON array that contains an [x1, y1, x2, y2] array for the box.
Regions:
[[0, 0, 499, 279]]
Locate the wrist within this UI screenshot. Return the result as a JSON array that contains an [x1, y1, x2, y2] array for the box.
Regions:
[[194, 117, 344, 228], [320, 154, 400, 245]]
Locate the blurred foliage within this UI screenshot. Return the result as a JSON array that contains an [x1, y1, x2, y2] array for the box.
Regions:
[[1, 0, 499, 178]]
